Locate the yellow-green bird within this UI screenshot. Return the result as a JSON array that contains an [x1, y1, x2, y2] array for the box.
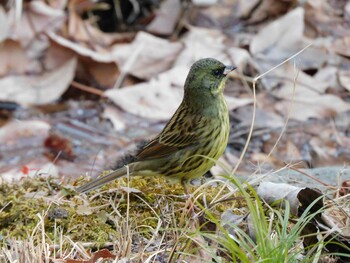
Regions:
[[77, 58, 236, 194]]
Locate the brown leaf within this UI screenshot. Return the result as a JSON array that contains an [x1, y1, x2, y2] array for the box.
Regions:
[[339, 180, 350, 197], [90, 249, 116, 262], [44, 133, 76, 161], [84, 61, 119, 88], [0, 39, 29, 76], [44, 41, 76, 71], [305, 1, 350, 38], [65, 249, 116, 263]]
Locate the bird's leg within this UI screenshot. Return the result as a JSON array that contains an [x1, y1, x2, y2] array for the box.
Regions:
[[181, 179, 196, 216], [181, 178, 190, 198]]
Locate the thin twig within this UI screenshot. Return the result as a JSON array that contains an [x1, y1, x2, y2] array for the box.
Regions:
[[232, 43, 313, 174], [286, 165, 337, 190], [71, 81, 105, 96], [232, 74, 256, 175], [254, 43, 312, 82]]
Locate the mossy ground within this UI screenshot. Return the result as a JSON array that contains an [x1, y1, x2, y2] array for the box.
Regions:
[[0, 174, 238, 251]]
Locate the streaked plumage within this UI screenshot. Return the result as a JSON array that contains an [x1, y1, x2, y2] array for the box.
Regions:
[[77, 58, 236, 193]]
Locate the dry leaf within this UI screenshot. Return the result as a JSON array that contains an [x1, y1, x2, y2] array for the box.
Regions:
[[264, 62, 329, 93], [105, 77, 183, 120], [0, 120, 50, 143], [236, 0, 260, 19], [257, 182, 322, 216], [67, 4, 89, 43], [250, 7, 305, 57], [0, 6, 9, 42], [332, 37, 350, 57], [44, 41, 76, 70], [314, 66, 340, 91], [119, 186, 142, 193], [8, 1, 65, 45], [147, 0, 181, 35], [113, 32, 183, 80], [275, 95, 350, 121], [174, 27, 230, 67], [160, 65, 189, 87], [339, 70, 350, 92], [235, 107, 284, 129], [65, 249, 116, 263], [225, 96, 253, 111], [76, 204, 93, 216], [0, 39, 28, 76], [49, 0, 68, 10], [305, 1, 350, 38], [227, 47, 252, 69], [192, 0, 239, 29], [84, 60, 119, 87], [0, 161, 58, 182], [102, 106, 127, 131], [48, 31, 116, 63], [192, 0, 219, 5], [250, 7, 328, 72], [67, 3, 122, 47], [0, 57, 77, 105], [238, 0, 294, 24]]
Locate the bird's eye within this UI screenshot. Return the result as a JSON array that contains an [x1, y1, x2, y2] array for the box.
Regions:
[[213, 69, 222, 77]]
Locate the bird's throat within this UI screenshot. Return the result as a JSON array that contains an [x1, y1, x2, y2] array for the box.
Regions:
[[210, 78, 226, 96], [184, 93, 227, 119]]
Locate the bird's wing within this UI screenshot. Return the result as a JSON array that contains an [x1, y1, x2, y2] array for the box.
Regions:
[[136, 108, 204, 160]]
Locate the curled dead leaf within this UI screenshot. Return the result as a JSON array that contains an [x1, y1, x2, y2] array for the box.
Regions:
[[257, 182, 323, 216]]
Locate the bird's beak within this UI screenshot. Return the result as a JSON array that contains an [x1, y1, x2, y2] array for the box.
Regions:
[[223, 65, 237, 76]]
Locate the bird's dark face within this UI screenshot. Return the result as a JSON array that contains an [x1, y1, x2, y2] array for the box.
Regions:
[[184, 58, 236, 98]]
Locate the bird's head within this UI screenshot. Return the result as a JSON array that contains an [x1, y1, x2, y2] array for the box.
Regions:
[[184, 58, 236, 100]]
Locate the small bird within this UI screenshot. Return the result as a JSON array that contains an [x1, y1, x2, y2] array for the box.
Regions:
[[77, 58, 236, 194]]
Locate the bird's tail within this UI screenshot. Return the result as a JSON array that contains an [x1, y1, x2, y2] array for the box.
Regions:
[[76, 164, 134, 193]]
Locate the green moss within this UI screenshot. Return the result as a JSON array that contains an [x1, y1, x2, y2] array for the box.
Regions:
[[0, 175, 236, 247]]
